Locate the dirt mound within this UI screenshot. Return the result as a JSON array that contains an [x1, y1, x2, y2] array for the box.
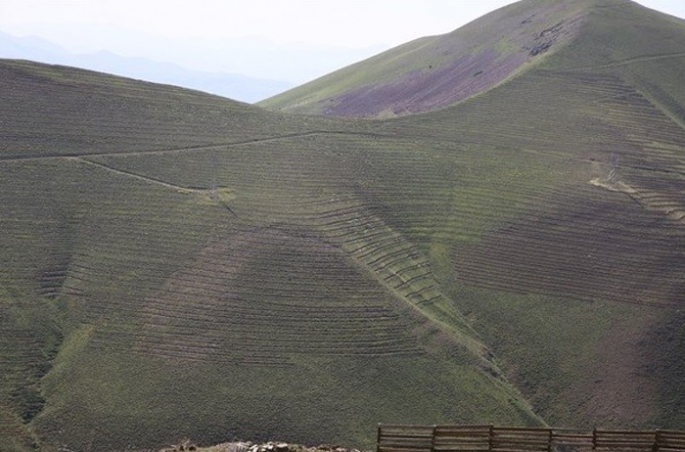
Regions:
[[186, 441, 366, 452]]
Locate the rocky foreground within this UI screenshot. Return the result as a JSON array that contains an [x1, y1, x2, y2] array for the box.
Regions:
[[159, 440, 367, 452]]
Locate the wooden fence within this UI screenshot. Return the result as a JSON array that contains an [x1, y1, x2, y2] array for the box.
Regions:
[[377, 425, 685, 452]]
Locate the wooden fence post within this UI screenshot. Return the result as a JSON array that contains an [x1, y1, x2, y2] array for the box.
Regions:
[[431, 425, 437, 452], [377, 424, 381, 452], [547, 428, 553, 452], [592, 428, 598, 451], [489, 424, 494, 452]]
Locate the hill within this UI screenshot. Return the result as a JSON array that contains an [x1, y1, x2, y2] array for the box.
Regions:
[[0, 59, 540, 451], [364, 0, 685, 429], [2, 0, 685, 450]]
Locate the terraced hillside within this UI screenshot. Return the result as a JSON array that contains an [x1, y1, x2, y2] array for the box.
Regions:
[[0, 60, 542, 452], [2, 0, 685, 451]]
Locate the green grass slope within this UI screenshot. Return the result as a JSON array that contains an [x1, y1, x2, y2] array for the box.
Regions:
[[0, 60, 540, 452]]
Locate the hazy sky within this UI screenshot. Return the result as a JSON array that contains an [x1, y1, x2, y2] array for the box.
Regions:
[[2, 0, 685, 82], [1, 1, 525, 48]]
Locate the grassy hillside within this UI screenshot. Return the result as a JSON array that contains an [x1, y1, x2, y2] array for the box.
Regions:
[[2, 0, 685, 450], [0, 60, 541, 452]]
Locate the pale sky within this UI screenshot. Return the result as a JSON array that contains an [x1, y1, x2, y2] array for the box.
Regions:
[[1, 1, 526, 48], [1, 0, 685, 82]]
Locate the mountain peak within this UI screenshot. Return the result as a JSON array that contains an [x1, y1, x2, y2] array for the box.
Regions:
[[259, 0, 594, 117], [259, 0, 684, 118]]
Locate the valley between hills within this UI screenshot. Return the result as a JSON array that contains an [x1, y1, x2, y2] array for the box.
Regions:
[[1, 0, 685, 451]]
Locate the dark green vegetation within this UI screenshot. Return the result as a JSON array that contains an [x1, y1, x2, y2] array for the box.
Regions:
[[2, 0, 685, 450]]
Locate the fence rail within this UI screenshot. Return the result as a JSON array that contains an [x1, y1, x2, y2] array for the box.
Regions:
[[377, 425, 685, 452]]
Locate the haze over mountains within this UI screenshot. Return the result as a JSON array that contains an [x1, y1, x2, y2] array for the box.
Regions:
[[0, 31, 294, 102], [0, 29, 389, 103], [1, 0, 685, 451]]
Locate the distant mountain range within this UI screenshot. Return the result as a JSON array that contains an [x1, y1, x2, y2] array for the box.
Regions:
[[0, 31, 294, 102]]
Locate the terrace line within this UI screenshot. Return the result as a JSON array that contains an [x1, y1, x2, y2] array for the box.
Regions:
[[0, 130, 395, 162]]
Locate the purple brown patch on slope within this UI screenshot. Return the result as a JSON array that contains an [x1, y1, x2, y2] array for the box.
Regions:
[[325, 13, 585, 118], [327, 51, 528, 118]]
